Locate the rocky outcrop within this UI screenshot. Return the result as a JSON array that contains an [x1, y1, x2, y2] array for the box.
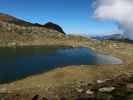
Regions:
[[73, 73, 133, 100], [43, 22, 65, 34]]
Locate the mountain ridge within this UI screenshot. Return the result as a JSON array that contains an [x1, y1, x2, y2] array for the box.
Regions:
[[0, 13, 66, 46], [0, 13, 65, 34]]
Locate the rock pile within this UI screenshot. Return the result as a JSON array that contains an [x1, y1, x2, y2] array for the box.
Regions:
[[74, 73, 133, 100], [1, 73, 133, 100]]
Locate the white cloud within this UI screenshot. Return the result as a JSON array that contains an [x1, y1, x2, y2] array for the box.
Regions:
[[94, 0, 133, 40]]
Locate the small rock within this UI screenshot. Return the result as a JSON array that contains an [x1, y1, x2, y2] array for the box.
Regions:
[[99, 87, 115, 93], [86, 89, 94, 95], [0, 88, 11, 93], [10, 42, 16, 46], [114, 74, 129, 83], [76, 88, 84, 93], [32, 94, 40, 100], [97, 79, 110, 84], [97, 80, 105, 84], [126, 83, 133, 92]]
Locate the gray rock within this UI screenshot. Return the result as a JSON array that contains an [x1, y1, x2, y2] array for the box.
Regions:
[[126, 83, 133, 92], [76, 88, 84, 93], [86, 89, 94, 95], [98, 87, 115, 93], [97, 79, 110, 84]]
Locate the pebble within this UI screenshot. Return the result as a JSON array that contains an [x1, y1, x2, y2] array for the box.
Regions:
[[76, 88, 84, 93], [98, 87, 115, 93], [97, 80, 105, 84], [126, 83, 133, 91], [86, 89, 94, 95], [97, 79, 107, 84]]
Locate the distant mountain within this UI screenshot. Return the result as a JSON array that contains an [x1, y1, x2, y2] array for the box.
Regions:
[[92, 33, 133, 43], [92, 34, 124, 40]]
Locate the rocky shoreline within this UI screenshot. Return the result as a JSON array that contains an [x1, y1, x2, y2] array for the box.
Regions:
[[1, 73, 133, 100]]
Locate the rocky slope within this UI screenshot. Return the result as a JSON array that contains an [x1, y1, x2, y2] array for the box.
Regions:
[[0, 13, 65, 46], [0, 13, 35, 26]]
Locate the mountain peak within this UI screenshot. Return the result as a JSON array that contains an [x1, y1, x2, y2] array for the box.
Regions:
[[44, 22, 65, 34]]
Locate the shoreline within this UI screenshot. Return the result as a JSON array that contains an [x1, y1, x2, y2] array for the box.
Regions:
[[0, 36, 132, 99]]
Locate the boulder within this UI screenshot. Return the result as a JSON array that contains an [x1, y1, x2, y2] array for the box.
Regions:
[[76, 88, 84, 93], [86, 89, 94, 95], [126, 83, 133, 92], [98, 87, 115, 93]]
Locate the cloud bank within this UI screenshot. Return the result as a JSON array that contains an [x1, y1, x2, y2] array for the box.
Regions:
[[94, 0, 133, 40]]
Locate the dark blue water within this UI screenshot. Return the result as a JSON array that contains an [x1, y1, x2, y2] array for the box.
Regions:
[[0, 46, 122, 83]]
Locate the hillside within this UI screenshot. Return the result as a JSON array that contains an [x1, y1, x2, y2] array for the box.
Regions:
[[0, 13, 34, 26], [0, 13, 66, 47]]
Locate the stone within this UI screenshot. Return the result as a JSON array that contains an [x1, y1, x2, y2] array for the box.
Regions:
[[86, 89, 94, 95], [32, 94, 40, 100], [99, 87, 115, 93], [126, 83, 133, 92], [76, 88, 84, 93], [97, 80, 106, 84], [97, 79, 110, 84]]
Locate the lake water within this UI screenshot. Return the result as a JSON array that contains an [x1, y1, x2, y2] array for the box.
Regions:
[[0, 46, 122, 83]]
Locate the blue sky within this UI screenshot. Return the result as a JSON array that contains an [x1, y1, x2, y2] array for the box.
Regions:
[[0, 0, 118, 36]]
